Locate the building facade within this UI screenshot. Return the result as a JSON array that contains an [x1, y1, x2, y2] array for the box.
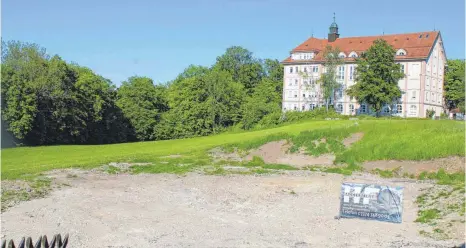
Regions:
[[281, 17, 447, 118]]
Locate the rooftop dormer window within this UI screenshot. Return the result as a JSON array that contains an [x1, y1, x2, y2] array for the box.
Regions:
[[338, 52, 346, 58], [396, 49, 407, 56], [349, 51, 358, 58]]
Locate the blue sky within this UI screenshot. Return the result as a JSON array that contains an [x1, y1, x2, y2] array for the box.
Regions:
[[3, 0, 465, 86]]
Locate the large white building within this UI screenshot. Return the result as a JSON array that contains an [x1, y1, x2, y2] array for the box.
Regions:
[[281, 16, 447, 118]]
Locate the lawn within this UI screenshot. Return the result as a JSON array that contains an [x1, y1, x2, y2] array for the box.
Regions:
[[1, 119, 464, 180]]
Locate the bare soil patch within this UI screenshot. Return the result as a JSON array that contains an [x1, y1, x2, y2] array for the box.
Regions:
[[1, 171, 463, 248], [343, 132, 364, 148], [209, 147, 244, 163], [245, 140, 335, 168], [416, 184, 465, 241], [362, 157, 465, 176]]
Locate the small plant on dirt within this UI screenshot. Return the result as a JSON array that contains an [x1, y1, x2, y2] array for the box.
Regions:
[[418, 169, 465, 186], [261, 164, 298, 171], [204, 167, 227, 175], [290, 190, 297, 195], [104, 166, 122, 174], [66, 173, 78, 178], [252, 168, 269, 174], [416, 209, 440, 223], [419, 230, 429, 236]]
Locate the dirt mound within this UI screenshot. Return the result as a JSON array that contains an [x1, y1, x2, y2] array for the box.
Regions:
[[245, 140, 334, 168], [343, 132, 364, 148], [362, 156, 465, 176]]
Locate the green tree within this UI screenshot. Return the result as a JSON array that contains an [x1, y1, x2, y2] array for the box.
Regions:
[[1, 41, 48, 141], [317, 45, 343, 111], [162, 68, 244, 138], [171, 64, 210, 85], [262, 59, 284, 86], [241, 78, 282, 129], [347, 39, 404, 116], [444, 59, 465, 113], [116, 76, 166, 141], [215, 46, 263, 93], [70, 65, 136, 144]]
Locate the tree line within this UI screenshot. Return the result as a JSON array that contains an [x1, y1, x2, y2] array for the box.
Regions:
[[1, 41, 288, 146], [1, 40, 464, 147]]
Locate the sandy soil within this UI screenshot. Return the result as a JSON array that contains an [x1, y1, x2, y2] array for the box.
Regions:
[[342, 132, 364, 148], [1, 170, 464, 248], [245, 140, 335, 167], [363, 157, 465, 176]]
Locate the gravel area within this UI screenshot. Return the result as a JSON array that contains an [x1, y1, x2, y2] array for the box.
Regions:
[[1, 171, 464, 248]]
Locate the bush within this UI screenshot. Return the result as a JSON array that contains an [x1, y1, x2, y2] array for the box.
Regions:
[[426, 109, 436, 119]]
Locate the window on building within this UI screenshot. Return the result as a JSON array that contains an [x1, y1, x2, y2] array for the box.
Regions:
[[349, 66, 354, 80], [310, 104, 316, 110], [338, 66, 345, 80], [304, 67, 307, 72], [302, 105, 305, 111], [426, 92, 429, 101], [295, 79, 298, 85], [288, 91, 292, 97], [384, 106, 390, 113], [412, 91, 416, 99], [426, 76, 430, 87], [303, 93, 306, 98], [288, 79, 292, 86], [400, 64, 405, 73], [349, 104, 355, 113], [432, 93, 435, 102], [295, 66, 298, 73], [290, 67, 293, 73], [438, 94, 441, 103], [396, 49, 407, 56], [294, 91, 297, 98], [312, 66, 318, 73], [294, 104, 297, 110], [336, 104, 343, 113], [397, 104, 403, 114], [410, 105, 417, 115], [360, 104, 366, 113]]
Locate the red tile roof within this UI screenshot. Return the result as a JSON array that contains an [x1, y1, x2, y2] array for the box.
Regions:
[[282, 31, 439, 63]]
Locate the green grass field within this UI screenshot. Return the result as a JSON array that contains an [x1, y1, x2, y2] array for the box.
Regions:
[[2, 119, 464, 180]]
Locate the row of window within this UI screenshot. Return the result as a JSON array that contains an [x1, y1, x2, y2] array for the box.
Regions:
[[286, 91, 320, 98], [425, 92, 442, 104], [288, 78, 319, 87], [425, 77, 442, 90], [288, 66, 319, 74], [284, 103, 411, 114]]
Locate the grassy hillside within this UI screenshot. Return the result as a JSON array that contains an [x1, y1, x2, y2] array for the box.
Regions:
[[2, 119, 464, 180]]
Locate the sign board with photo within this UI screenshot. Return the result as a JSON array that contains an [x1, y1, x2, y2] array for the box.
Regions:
[[339, 182, 404, 223]]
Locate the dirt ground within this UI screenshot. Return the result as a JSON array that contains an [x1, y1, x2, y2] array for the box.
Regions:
[[363, 157, 465, 176], [245, 140, 334, 167], [1, 170, 464, 248]]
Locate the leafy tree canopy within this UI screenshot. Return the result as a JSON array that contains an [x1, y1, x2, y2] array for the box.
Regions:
[[444, 59, 465, 113], [347, 39, 404, 115]]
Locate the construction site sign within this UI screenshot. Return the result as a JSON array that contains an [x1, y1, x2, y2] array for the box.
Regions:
[[339, 182, 404, 223]]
